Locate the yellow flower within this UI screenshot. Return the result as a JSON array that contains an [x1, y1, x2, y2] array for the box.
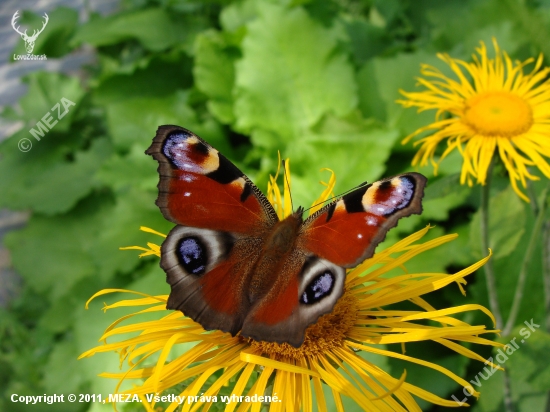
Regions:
[[80, 163, 500, 411], [398, 39, 550, 201]]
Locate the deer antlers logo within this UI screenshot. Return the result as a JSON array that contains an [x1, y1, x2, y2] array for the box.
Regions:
[[11, 10, 49, 54]]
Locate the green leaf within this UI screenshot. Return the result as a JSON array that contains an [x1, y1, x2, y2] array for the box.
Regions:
[[220, 0, 259, 33], [43, 338, 86, 396], [379, 226, 471, 275], [507, 327, 550, 392], [424, 174, 465, 201], [356, 58, 388, 123], [3, 186, 169, 301], [0, 137, 112, 214], [284, 112, 399, 209], [234, 3, 357, 140], [92, 56, 193, 105], [340, 15, 391, 67], [105, 91, 227, 152], [423, 191, 470, 221], [476, 328, 550, 412], [72, 9, 189, 51], [471, 366, 504, 412], [423, 0, 525, 56], [357, 51, 440, 132], [18, 72, 84, 132], [372, 0, 403, 24], [411, 172, 472, 225], [88, 188, 173, 280], [193, 30, 238, 124], [3, 195, 113, 300], [95, 144, 158, 192], [469, 205, 544, 329], [469, 186, 526, 260]]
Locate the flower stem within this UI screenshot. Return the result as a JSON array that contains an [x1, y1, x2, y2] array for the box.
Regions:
[[480, 159, 514, 412], [544, 220, 550, 334], [538, 186, 549, 412], [503, 372, 515, 412], [480, 158, 503, 330], [502, 182, 549, 336]]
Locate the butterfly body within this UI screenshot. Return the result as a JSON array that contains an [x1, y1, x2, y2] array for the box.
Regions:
[[147, 125, 427, 347]]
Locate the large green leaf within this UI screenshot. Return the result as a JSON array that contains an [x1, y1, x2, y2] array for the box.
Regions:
[[357, 51, 441, 134], [43, 338, 87, 399], [234, 3, 357, 140], [507, 327, 550, 393], [340, 15, 392, 67], [193, 30, 238, 124], [104, 92, 227, 153], [92, 56, 193, 105], [88, 188, 173, 281], [18, 72, 84, 132], [3, 195, 113, 300], [284, 112, 399, 207], [0, 137, 111, 214], [95, 144, 159, 192], [220, 0, 260, 33], [419, 0, 527, 56], [72, 9, 189, 51]]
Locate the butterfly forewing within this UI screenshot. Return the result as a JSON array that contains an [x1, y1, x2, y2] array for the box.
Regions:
[[146, 125, 278, 233], [300, 173, 427, 267]]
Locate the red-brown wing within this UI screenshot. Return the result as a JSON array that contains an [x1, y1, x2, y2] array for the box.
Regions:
[[299, 173, 427, 268], [161, 226, 263, 336], [240, 252, 346, 348], [146, 125, 278, 233]]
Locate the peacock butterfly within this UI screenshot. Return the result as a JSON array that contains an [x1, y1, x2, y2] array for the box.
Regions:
[[146, 125, 427, 347]]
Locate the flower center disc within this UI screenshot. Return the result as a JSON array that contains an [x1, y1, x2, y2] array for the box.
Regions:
[[463, 91, 533, 137]]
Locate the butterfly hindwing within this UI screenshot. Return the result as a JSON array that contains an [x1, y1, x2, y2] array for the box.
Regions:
[[161, 226, 263, 336], [300, 173, 427, 267], [241, 252, 346, 347]]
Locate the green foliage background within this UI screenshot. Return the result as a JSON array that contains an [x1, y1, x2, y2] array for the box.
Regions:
[[1, 0, 550, 411]]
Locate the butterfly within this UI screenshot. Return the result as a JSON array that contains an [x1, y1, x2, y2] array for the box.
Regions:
[[146, 125, 427, 347]]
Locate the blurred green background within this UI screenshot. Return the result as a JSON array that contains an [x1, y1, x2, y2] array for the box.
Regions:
[[1, 0, 549, 411]]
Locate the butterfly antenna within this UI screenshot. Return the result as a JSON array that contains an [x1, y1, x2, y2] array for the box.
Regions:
[[282, 159, 295, 212], [302, 181, 371, 214]]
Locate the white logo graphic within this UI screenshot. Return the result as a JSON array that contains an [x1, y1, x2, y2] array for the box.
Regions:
[[11, 10, 49, 54]]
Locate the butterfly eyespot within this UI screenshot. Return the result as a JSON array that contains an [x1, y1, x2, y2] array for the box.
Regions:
[[300, 271, 335, 304], [162, 131, 219, 174], [178, 237, 207, 275], [161, 226, 234, 280]]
